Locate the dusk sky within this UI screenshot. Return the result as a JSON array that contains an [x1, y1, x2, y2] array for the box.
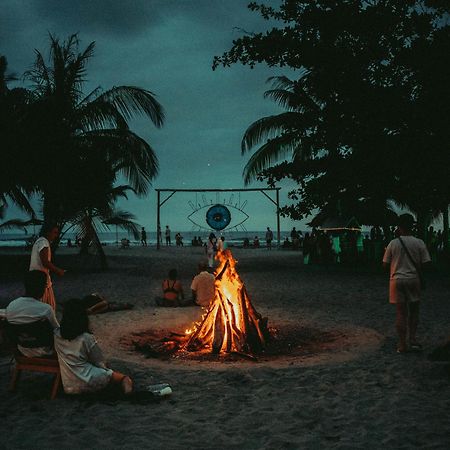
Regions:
[[1, 0, 306, 234]]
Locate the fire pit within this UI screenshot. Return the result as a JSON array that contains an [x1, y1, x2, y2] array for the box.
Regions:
[[120, 249, 364, 363], [125, 249, 271, 359], [184, 249, 270, 355]]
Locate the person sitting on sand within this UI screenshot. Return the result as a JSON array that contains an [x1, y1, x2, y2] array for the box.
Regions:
[[6, 270, 59, 357], [54, 300, 133, 395], [77, 293, 134, 315], [156, 269, 185, 307], [191, 262, 215, 307]]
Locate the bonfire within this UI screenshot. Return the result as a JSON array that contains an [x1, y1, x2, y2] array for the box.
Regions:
[[184, 249, 269, 355]]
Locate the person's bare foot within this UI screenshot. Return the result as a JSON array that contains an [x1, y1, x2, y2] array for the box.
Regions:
[[122, 376, 133, 394]]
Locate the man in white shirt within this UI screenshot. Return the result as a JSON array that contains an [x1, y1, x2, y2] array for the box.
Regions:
[[383, 214, 431, 353], [29, 224, 65, 310], [6, 270, 59, 357], [191, 262, 215, 307]]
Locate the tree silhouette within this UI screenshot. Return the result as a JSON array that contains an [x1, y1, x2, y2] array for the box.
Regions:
[[214, 1, 450, 241], [24, 34, 164, 232]]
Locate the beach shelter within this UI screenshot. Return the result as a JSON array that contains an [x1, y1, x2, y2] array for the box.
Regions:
[[308, 213, 361, 233]]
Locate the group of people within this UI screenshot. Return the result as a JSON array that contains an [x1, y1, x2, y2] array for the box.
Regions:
[[2, 212, 434, 401], [156, 262, 215, 308], [5, 224, 134, 396]]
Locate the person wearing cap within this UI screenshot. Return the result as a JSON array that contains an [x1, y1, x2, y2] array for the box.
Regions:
[[383, 214, 431, 353]]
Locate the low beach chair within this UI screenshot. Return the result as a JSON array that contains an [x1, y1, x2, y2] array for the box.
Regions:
[[5, 320, 61, 400], [10, 351, 61, 400]]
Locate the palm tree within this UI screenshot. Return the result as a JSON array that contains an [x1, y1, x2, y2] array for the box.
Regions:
[[0, 56, 36, 216], [61, 185, 140, 268], [241, 74, 319, 184], [24, 34, 164, 230]]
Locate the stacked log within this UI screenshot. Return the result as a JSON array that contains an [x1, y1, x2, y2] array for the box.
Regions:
[[185, 250, 269, 355]]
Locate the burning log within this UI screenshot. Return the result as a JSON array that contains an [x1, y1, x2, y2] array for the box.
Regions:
[[185, 249, 269, 355]]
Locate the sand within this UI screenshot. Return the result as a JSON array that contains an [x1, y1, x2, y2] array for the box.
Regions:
[[1, 246, 449, 449]]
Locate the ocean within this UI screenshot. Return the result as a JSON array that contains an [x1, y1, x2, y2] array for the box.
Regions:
[[0, 230, 299, 248]]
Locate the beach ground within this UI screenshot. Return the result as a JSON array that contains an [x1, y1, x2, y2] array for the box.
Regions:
[[1, 246, 449, 449]]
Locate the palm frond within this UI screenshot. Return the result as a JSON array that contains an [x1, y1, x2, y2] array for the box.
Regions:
[[76, 97, 129, 131], [266, 75, 296, 91], [264, 89, 302, 110], [242, 112, 302, 153], [0, 218, 28, 233], [1, 188, 36, 217], [98, 86, 165, 127], [107, 185, 136, 202], [243, 133, 302, 184], [79, 129, 159, 195], [102, 210, 140, 240]]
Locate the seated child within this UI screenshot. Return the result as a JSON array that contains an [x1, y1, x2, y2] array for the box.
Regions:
[[54, 300, 133, 395]]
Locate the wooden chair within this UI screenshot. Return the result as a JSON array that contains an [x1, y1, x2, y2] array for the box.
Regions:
[[5, 320, 62, 400], [10, 352, 61, 400]]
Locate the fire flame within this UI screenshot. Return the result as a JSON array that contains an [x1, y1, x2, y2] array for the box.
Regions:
[[184, 249, 267, 354]]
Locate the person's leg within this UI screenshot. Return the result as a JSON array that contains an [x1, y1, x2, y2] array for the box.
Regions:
[[408, 301, 420, 346], [42, 284, 56, 311], [87, 300, 109, 315], [110, 371, 133, 394], [396, 303, 408, 352]]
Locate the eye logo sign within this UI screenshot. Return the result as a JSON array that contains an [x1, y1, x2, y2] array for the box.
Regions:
[[187, 197, 249, 232], [206, 204, 231, 230]]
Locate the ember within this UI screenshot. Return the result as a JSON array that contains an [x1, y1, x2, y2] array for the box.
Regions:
[[184, 249, 269, 355]]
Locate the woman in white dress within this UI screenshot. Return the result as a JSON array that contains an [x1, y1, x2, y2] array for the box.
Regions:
[[54, 300, 133, 395]]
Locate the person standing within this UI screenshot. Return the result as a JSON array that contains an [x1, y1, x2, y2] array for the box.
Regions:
[[29, 223, 65, 311], [141, 227, 147, 246], [165, 225, 171, 246], [206, 233, 216, 268], [383, 214, 431, 353], [265, 227, 274, 250], [217, 236, 226, 253]]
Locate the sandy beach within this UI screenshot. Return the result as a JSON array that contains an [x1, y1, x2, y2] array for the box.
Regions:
[[1, 246, 449, 449]]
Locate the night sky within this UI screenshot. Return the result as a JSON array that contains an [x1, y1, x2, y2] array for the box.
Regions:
[[2, 0, 304, 233]]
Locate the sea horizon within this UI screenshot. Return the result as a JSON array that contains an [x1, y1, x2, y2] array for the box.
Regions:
[[0, 229, 309, 248]]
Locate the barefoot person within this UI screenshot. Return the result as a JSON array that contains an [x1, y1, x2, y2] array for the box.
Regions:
[[29, 223, 65, 310], [383, 214, 431, 353], [54, 300, 133, 395]]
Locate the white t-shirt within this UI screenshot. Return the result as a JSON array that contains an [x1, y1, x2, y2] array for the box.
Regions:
[[6, 296, 59, 356], [191, 271, 215, 306], [29, 236, 50, 272], [383, 236, 431, 280], [54, 331, 113, 394], [29, 237, 51, 285]]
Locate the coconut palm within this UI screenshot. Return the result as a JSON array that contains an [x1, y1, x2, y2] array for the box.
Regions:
[[23, 34, 164, 229], [61, 184, 141, 268], [241, 74, 319, 184], [0, 56, 36, 216]]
